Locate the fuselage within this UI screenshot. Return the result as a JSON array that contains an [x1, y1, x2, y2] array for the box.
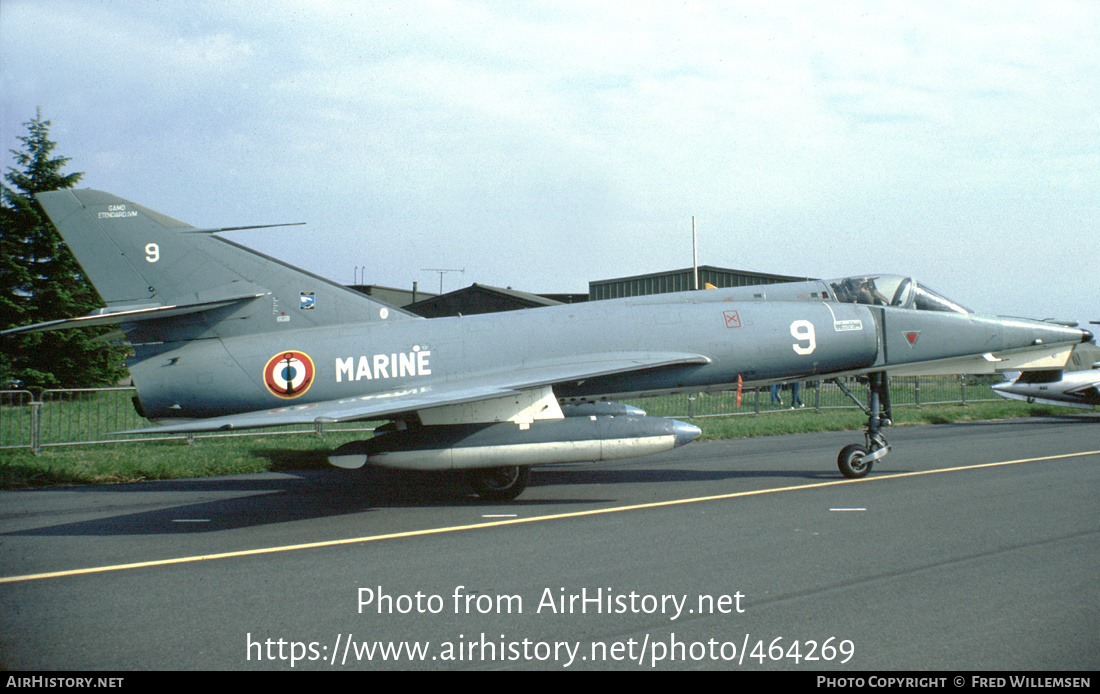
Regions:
[[127, 277, 1087, 421]]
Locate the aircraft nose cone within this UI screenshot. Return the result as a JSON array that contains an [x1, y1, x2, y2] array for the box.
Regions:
[[1082, 329, 1094, 343], [671, 419, 702, 447]]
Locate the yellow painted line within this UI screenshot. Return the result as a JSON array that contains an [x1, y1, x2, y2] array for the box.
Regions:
[[2, 449, 1097, 585]]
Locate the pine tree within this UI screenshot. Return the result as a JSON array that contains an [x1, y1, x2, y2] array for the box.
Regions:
[[1, 109, 128, 391]]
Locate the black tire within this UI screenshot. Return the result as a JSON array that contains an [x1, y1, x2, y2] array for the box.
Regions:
[[838, 444, 872, 479], [468, 465, 531, 501]]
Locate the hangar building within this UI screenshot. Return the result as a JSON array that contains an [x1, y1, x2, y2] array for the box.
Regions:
[[589, 265, 813, 300], [352, 266, 812, 317]]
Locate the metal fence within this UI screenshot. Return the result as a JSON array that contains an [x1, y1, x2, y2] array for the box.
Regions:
[[0, 387, 377, 453], [1, 376, 1000, 453], [630, 375, 1002, 419]]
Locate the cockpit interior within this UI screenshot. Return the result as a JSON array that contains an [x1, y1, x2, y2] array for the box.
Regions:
[[826, 275, 971, 314]]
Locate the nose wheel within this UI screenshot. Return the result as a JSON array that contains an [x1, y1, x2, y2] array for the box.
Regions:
[[832, 372, 892, 479], [838, 444, 872, 478]]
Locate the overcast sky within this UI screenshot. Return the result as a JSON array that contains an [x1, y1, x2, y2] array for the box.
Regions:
[[3, 1, 1097, 320]]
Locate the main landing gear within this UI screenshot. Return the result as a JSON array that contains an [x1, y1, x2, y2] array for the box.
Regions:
[[468, 465, 531, 501], [831, 372, 892, 479]]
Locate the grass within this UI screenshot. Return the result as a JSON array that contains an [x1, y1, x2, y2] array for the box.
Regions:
[[0, 432, 374, 489], [693, 400, 1073, 439], [0, 399, 1086, 490]]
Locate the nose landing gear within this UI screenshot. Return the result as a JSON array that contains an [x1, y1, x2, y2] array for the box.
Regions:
[[831, 371, 892, 479]]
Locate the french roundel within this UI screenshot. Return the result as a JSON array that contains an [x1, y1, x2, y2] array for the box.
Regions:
[[263, 351, 315, 399]]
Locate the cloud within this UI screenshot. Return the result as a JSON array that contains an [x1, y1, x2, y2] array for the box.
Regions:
[[3, 0, 1098, 317]]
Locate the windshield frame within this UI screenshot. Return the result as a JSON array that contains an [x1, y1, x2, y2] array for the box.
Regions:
[[826, 274, 971, 314]]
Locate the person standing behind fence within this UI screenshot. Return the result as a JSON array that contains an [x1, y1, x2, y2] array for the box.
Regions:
[[769, 383, 783, 407], [790, 381, 805, 408]]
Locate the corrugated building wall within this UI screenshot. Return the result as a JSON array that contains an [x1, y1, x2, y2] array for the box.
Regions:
[[589, 265, 813, 300]]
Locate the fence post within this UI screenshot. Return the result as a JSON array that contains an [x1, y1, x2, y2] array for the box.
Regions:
[[30, 398, 42, 455], [914, 378, 921, 408], [814, 380, 821, 411], [960, 375, 967, 406]]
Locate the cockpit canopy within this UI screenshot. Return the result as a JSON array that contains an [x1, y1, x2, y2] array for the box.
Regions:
[[826, 275, 971, 314]]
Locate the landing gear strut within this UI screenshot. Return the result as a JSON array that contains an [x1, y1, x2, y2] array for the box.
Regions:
[[468, 465, 531, 501], [831, 372, 892, 479]]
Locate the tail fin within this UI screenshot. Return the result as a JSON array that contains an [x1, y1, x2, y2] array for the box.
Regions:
[[36, 189, 416, 340]]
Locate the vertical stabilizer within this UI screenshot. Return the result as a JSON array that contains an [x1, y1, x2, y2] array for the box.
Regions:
[[36, 189, 417, 339]]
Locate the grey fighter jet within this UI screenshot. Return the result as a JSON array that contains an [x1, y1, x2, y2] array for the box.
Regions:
[[6, 189, 1092, 499]]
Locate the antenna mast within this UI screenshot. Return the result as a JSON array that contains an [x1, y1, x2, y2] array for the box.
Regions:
[[422, 268, 465, 294], [692, 216, 699, 290]]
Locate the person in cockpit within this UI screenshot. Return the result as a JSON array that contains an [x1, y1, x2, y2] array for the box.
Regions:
[[855, 278, 889, 306]]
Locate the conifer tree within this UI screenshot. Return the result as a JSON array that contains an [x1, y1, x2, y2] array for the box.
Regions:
[[1, 109, 128, 390]]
